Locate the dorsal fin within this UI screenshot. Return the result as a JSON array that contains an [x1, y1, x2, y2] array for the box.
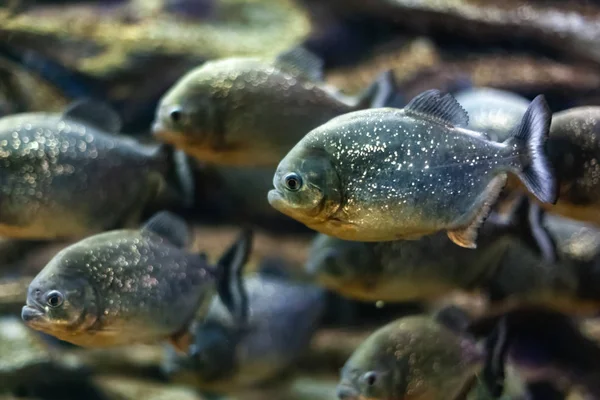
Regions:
[[142, 211, 190, 249], [63, 99, 122, 133], [274, 46, 324, 82], [404, 89, 469, 127]]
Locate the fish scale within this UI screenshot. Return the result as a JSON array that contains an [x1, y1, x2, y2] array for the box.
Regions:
[[270, 90, 556, 248]]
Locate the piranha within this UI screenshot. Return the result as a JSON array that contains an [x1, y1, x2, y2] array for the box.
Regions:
[[0, 99, 194, 240], [304, 193, 557, 303], [152, 46, 399, 167], [454, 87, 529, 142], [336, 314, 483, 400], [537, 106, 600, 226], [21, 211, 253, 350], [305, 193, 600, 315], [269, 89, 557, 248], [162, 266, 325, 393]]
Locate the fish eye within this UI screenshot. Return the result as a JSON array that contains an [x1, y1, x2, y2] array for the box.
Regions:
[[363, 371, 378, 387], [169, 108, 183, 124], [46, 290, 64, 308], [284, 173, 302, 192]]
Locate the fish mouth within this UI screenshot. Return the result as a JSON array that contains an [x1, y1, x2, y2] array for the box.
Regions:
[[336, 383, 360, 400], [21, 304, 46, 326], [151, 120, 166, 136], [267, 189, 285, 210], [268, 189, 330, 227]]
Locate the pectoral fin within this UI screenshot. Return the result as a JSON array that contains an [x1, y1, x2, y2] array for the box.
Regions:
[[448, 175, 508, 248], [169, 330, 193, 354]]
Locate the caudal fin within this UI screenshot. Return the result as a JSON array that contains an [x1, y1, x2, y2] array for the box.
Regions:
[[164, 147, 196, 209], [357, 69, 404, 109], [508, 95, 557, 204], [215, 229, 253, 327]]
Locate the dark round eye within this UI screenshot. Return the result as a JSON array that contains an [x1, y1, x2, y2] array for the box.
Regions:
[[169, 108, 183, 124], [284, 173, 302, 192], [46, 290, 64, 308], [364, 371, 377, 386]]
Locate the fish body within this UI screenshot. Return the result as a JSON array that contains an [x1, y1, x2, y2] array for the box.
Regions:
[[163, 272, 325, 392], [306, 231, 501, 303], [0, 100, 193, 239], [337, 315, 482, 400], [21, 212, 251, 349], [153, 47, 397, 167], [540, 106, 600, 225], [306, 195, 600, 315], [270, 90, 556, 248], [455, 87, 529, 142]]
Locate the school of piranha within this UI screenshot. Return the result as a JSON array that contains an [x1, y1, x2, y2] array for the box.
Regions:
[[3, 0, 600, 400]]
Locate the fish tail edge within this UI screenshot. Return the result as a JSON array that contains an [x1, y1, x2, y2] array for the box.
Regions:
[[364, 69, 404, 109], [167, 148, 196, 208], [509, 95, 558, 204]]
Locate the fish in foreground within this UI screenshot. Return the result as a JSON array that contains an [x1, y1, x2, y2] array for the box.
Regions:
[[337, 314, 483, 400], [152, 46, 398, 167], [454, 87, 529, 142], [270, 89, 557, 248], [0, 99, 193, 240], [163, 268, 325, 393], [21, 211, 252, 350]]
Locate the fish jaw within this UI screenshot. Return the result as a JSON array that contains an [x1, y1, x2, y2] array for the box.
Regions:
[[21, 304, 47, 330], [267, 189, 298, 219], [336, 383, 361, 400], [268, 189, 324, 227]]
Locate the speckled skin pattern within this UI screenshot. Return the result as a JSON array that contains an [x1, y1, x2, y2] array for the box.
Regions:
[[543, 107, 600, 223], [455, 88, 529, 142], [307, 211, 600, 314], [163, 275, 325, 392], [271, 108, 522, 241], [337, 316, 482, 400], [22, 229, 213, 347], [0, 113, 171, 239], [153, 58, 362, 167]]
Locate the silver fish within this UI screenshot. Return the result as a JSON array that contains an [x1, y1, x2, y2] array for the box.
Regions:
[[270, 89, 557, 248]]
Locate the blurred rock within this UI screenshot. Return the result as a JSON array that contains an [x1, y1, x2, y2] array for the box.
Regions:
[[0, 317, 88, 392], [299, 0, 600, 65], [0, 0, 311, 131], [94, 376, 205, 400]]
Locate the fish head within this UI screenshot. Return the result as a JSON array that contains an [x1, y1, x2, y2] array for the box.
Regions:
[[269, 144, 342, 226], [306, 235, 379, 296], [337, 335, 397, 400], [22, 257, 98, 340], [152, 63, 220, 150], [338, 317, 484, 400]]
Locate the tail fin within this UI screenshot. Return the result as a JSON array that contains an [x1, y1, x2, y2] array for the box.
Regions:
[[507, 95, 557, 204], [164, 146, 195, 209], [215, 229, 253, 327], [356, 69, 404, 109], [506, 194, 557, 263]]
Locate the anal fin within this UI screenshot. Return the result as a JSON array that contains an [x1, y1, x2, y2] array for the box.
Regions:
[[447, 175, 508, 249]]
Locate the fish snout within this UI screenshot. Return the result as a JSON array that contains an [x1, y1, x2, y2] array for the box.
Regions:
[[336, 384, 360, 400], [21, 305, 45, 323], [152, 104, 184, 135], [26, 285, 44, 308]]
